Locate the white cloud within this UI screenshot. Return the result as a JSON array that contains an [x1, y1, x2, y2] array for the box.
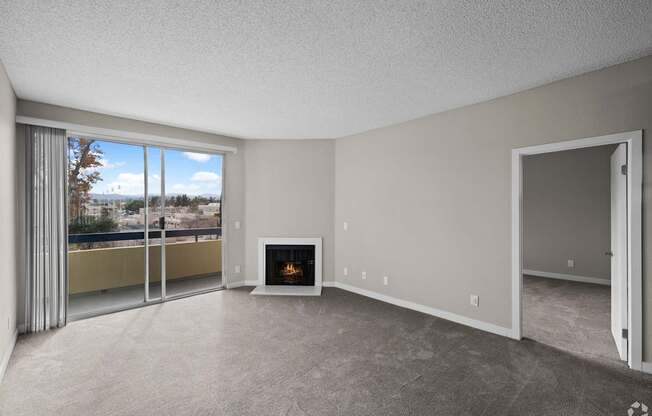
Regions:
[[104, 172, 145, 195], [191, 171, 220, 182], [94, 172, 219, 196], [183, 152, 212, 162], [170, 172, 221, 195]]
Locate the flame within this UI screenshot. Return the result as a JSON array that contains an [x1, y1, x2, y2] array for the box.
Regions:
[[282, 263, 300, 275]]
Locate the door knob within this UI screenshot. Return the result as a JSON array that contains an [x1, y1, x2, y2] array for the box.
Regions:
[[605, 251, 613, 257]]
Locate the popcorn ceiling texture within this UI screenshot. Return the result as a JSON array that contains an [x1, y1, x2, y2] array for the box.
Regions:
[[0, 1, 651, 139]]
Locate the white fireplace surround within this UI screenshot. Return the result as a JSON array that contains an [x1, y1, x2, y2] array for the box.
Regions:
[[252, 237, 322, 296]]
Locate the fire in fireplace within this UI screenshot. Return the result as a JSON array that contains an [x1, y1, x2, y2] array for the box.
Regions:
[[279, 262, 304, 283], [266, 245, 315, 286]]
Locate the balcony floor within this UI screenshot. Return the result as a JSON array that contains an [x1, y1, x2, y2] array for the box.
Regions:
[[68, 274, 222, 320]]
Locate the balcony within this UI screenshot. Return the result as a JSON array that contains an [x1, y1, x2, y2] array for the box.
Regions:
[[68, 228, 222, 318]]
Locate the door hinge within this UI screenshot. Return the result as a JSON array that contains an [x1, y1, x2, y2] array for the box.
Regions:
[[622, 328, 628, 339], [621, 164, 628, 175]]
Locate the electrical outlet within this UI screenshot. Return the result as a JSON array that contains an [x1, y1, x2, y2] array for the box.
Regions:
[[567, 259, 574, 268], [470, 294, 479, 307], [361, 271, 367, 280], [234, 265, 241, 274], [343, 267, 348, 277], [343, 222, 348, 231], [383, 276, 388, 286], [234, 221, 241, 230]]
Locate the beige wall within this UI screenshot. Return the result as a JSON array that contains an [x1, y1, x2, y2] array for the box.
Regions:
[[523, 145, 615, 281], [69, 240, 222, 294], [334, 55, 652, 358], [0, 60, 17, 375], [243, 139, 335, 283]]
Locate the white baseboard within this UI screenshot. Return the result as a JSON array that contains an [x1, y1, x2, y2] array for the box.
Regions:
[[0, 329, 17, 383], [641, 361, 652, 374], [328, 281, 513, 338], [244, 280, 258, 286], [523, 269, 610, 286], [322, 281, 336, 287]]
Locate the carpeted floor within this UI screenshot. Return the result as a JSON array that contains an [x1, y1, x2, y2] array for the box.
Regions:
[[1, 287, 651, 415], [523, 275, 619, 361]]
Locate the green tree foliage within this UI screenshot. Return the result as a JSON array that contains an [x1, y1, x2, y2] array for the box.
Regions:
[[149, 195, 161, 209], [68, 213, 118, 249], [124, 199, 145, 214], [172, 194, 191, 207], [166, 194, 218, 208], [68, 216, 118, 235]]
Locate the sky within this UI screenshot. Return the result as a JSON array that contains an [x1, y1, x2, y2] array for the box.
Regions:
[[75, 139, 223, 197]]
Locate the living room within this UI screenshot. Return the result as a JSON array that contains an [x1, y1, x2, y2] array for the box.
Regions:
[[1, 2, 651, 414]]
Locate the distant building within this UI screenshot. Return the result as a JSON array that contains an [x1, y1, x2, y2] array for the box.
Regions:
[[198, 202, 220, 216]]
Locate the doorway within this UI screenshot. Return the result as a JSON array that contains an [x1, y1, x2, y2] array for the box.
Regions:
[[520, 144, 620, 361], [66, 135, 225, 319], [511, 131, 643, 371]]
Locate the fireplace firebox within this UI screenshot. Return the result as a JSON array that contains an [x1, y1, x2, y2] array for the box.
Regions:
[[265, 244, 315, 286]]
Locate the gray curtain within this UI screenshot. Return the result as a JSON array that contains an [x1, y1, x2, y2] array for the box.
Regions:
[[25, 125, 67, 332]]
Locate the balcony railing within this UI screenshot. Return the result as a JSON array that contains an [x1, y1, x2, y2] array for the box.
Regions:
[[68, 228, 222, 295], [68, 227, 221, 244]]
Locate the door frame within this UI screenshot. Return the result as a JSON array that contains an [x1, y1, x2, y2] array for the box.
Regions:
[[511, 130, 643, 371], [155, 146, 227, 301], [65, 131, 230, 320]]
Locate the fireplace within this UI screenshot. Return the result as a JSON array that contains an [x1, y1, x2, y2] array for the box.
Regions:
[[253, 237, 322, 296], [265, 245, 315, 286]]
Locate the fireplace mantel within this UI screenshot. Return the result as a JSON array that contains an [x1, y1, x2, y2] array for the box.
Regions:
[[252, 237, 322, 296]]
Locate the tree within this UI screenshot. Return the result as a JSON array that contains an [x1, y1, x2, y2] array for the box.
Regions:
[[173, 194, 191, 207], [125, 199, 145, 214], [68, 138, 104, 220], [149, 196, 161, 210], [68, 215, 118, 249], [68, 216, 118, 235]]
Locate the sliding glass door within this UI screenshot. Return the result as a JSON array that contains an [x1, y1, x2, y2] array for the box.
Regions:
[[162, 149, 223, 297], [67, 136, 224, 320], [67, 137, 148, 318]]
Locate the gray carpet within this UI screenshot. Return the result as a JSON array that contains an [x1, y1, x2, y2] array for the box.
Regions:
[[1, 287, 651, 415], [523, 275, 619, 361]]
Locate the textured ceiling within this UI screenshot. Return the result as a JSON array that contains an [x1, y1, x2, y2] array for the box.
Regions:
[[1, 1, 651, 139]]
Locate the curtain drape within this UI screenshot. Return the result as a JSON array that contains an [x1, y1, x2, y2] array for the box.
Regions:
[[25, 125, 67, 332]]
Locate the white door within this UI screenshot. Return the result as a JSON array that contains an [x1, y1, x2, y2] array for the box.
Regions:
[[610, 143, 628, 361]]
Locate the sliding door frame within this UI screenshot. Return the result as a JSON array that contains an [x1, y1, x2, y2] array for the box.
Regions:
[[156, 146, 227, 301], [160, 149, 167, 299], [144, 146, 150, 301], [64, 129, 231, 320]]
